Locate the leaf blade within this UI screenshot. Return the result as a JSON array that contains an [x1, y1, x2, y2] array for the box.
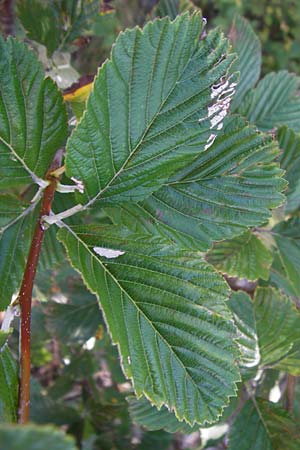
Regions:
[[0, 344, 18, 423], [0, 37, 67, 188], [106, 116, 286, 251], [66, 14, 237, 205], [0, 424, 77, 450], [229, 398, 300, 450], [254, 287, 300, 368], [238, 71, 300, 132], [229, 15, 261, 111], [58, 224, 240, 425]]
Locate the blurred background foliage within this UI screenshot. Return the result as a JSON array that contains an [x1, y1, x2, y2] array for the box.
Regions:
[[2, 0, 299, 82], [198, 0, 300, 75], [66, 0, 300, 78]]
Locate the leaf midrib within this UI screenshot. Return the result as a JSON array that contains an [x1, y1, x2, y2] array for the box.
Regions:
[[63, 226, 237, 421], [82, 20, 203, 208]]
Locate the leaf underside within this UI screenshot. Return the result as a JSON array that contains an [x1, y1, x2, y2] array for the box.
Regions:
[[128, 395, 197, 433]]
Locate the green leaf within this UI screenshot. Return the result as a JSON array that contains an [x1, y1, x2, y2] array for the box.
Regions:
[[269, 251, 299, 299], [0, 344, 18, 423], [0, 195, 27, 228], [272, 218, 300, 298], [154, 0, 180, 19], [254, 287, 300, 369], [207, 231, 273, 281], [238, 71, 300, 132], [17, 0, 62, 55], [66, 14, 237, 205], [128, 395, 197, 433], [277, 126, 300, 213], [139, 430, 173, 450], [106, 116, 286, 251], [30, 379, 81, 427], [0, 424, 77, 450], [227, 292, 260, 373], [0, 330, 12, 349], [154, 0, 199, 19], [229, 398, 300, 450], [58, 225, 240, 425], [17, 0, 100, 56], [229, 15, 261, 111], [0, 205, 36, 310], [0, 37, 67, 188], [45, 279, 102, 344], [60, 0, 100, 46], [39, 224, 65, 270]]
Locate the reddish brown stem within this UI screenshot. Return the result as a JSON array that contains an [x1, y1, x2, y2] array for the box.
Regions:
[[18, 153, 62, 424], [286, 374, 296, 413], [0, 0, 15, 36]]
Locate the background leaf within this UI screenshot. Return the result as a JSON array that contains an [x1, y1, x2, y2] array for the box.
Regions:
[[17, 0, 100, 56], [238, 71, 300, 132], [272, 218, 300, 298], [254, 287, 300, 369], [17, 0, 62, 55], [45, 279, 102, 344], [0, 344, 18, 423], [229, 398, 300, 450], [227, 292, 260, 374], [277, 126, 300, 213], [207, 231, 273, 281], [0, 423, 77, 450], [229, 15, 261, 111]]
